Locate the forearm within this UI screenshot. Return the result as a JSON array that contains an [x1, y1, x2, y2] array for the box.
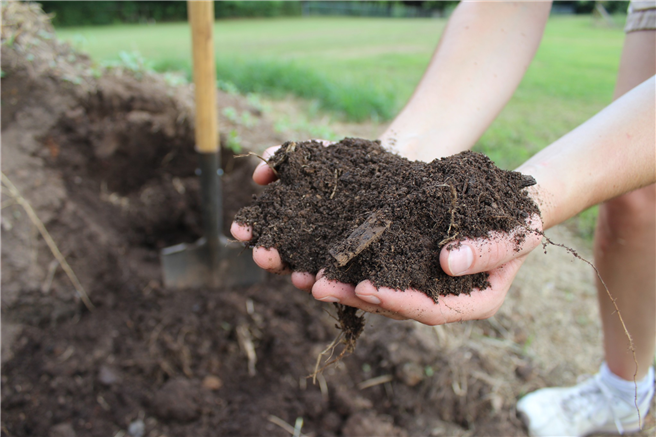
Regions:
[[519, 77, 656, 230], [381, 1, 552, 161]]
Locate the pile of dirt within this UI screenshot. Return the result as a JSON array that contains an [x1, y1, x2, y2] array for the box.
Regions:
[[1, 3, 570, 437], [236, 139, 540, 299]]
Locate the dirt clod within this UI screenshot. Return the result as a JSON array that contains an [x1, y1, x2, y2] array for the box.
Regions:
[[153, 378, 201, 422]]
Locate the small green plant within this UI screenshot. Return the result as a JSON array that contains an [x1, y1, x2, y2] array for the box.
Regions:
[[225, 129, 243, 153], [274, 114, 339, 141], [222, 107, 257, 128], [101, 50, 153, 79], [217, 79, 239, 95], [246, 93, 270, 114], [222, 106, 239, 124], [162, 71, 187, 87], [216, 58, 397, 122], [3, 33, 16, 47]]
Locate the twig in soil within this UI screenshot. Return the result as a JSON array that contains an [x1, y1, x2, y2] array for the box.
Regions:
[[40, 258, 60, 294], [330, 169, 339, 200], [1, 173, 95, 311], [1, 197, 17, 209], [234, 151, 278, 176], [357, 374, 394, 390], [236, 324, 257, 376], [56, 345, 75, 363], [96, 395, 111, 411], [439, 182, 460, 247], [329, 211, 391, 267], [267, 415, 310, 437]]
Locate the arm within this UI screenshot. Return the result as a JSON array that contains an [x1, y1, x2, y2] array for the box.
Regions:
[[233, 1, 553, 288], [520, 77, 656, 230], [382, 1, 552, 161], [335, 76, 655, 325]]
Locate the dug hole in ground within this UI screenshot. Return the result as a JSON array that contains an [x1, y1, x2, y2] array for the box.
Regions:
[[2, 3, 654, 437]]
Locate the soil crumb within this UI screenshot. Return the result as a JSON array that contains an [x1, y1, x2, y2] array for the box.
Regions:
[[236, 138, 541, 300]]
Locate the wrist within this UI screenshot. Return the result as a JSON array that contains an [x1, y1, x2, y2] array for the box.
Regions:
[[516, 162, 567, 231], [379, 125, 472, 162]]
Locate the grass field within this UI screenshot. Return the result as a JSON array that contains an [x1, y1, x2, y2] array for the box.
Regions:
[[57, 15, 627, 237]]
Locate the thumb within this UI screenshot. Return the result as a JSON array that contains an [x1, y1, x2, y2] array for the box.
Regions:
[[440, 217, 543, 276]]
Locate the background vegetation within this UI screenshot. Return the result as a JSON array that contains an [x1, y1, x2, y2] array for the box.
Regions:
[[41, 1, 629, 26], [56, 12, 628, 238]]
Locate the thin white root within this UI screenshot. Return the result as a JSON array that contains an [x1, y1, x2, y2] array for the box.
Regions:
[[267, 415, 309, 437], [357, 374, 393, 390], [236, 324, 257, 376], [316, 373, 328, 402], [293, 417, 304, 437], [1, 172, 94, 311], [540, 232, 641, 427], [312, 331, 343, 384]]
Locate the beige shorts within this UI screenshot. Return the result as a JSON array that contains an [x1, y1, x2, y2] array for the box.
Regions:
[[625, 0, 656, 32]]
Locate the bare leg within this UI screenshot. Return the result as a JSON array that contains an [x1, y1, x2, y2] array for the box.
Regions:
[[596, 30, 656, 381]]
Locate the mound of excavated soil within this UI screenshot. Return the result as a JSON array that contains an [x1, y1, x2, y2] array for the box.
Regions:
[[4, 4, 601, 437], [236, 138, 540, 300]]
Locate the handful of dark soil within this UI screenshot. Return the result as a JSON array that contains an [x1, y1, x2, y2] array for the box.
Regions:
[[236, 138, 540, 301]]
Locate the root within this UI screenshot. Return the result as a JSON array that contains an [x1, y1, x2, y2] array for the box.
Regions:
[[311, 304, 364, 381], [538, 231, 641, 426], [234, 151, 278, 176], [267, 415, 307, 437], [438, 182, 459, 247], [236, 324, 257, 376], [311, 331, 343, 383], [1, 172, 94, 311]]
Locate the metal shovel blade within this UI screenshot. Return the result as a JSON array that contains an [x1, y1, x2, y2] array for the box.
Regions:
[[161, 235, 264, 289]]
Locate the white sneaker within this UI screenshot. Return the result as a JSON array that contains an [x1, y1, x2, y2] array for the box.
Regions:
[[516, 373, 653, 436]]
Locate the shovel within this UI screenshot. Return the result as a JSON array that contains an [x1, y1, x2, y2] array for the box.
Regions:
[[161, 1, 263, 289]]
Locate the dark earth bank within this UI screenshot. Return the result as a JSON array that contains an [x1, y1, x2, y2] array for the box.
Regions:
[[2, 3, 537, 436]]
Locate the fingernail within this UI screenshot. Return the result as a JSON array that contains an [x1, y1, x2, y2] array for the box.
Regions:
[[357, 294, 381, 305], [318, 296, 340, 303], [448, 245, 474, 275]]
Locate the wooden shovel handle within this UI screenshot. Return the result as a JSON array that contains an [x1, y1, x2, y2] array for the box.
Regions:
[[188, 1, 218, 154]]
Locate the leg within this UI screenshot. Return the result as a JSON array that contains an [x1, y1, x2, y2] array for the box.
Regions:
[[596, 28, 656, 381], [595, 186, 656, 381], [517, 28, 655, 437]]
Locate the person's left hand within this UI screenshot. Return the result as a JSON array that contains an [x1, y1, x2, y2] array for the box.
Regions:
[[309, 218, 543, 325]]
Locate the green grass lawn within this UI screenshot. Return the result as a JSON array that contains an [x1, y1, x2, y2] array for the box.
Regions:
[[57, 15, 627, 238]]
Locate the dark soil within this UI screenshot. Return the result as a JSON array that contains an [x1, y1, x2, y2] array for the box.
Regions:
[[1, 4, 538, 437], [236, 139, 541, 300]]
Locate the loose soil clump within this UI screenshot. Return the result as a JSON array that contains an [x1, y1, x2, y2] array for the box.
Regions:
[[236, 138, 541, 300]]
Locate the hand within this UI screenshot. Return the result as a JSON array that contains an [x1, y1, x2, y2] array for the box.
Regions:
[[231, 143, 543, 326], [230, 141, 331, 291], [310, 216, 543, 325]]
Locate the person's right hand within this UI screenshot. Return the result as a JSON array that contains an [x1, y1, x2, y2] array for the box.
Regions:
[[230, 142, 329, 292]]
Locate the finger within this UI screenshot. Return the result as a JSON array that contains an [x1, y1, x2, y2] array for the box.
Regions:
[[252, 146, 280, 185], [291, 271, 316, 292], [311, 277, 406, 320], [230, 222, 252, 242], [356, 257, 526, 325], [440, 215, 542, 276], [312, 139, 334, 147], [253, 246, 289, 274], [252, 141, 333, 185]]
